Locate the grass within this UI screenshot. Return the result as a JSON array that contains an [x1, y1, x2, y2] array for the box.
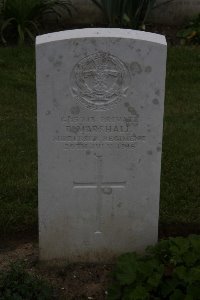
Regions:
[[0, 46, 199, 235], [0, 47, 37, 234], [160, 47, 200, 224]]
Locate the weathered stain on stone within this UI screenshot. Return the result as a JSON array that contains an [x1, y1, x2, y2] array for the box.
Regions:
[[130, 62, 142, 76], [145, 66, 152, 73], [102, 187, 112, 195], [147, 47, 152, 55], [152, 98, 159, 105], [48, 56, 54, 62], [129, 44, 135, 50], [54, 60, 62, 67], [124, 102, 130, 107], [128, 163, 135, 171], [53, 98, 59, 108], [127, 105, 139, 117], [70, 106, 80, 115], [155, 89, 160, 96], [157, 146, 162, 152], [112, 38, 122, 45], [86, 150, 91, 155], [147, 150, 153, 155], [91, 40, 97, 46]]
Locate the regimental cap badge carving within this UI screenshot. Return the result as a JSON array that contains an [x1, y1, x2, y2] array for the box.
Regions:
[[71, 52, 130, 111]]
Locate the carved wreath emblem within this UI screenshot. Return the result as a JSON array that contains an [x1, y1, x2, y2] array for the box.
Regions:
[[71, 52, 130, 111]]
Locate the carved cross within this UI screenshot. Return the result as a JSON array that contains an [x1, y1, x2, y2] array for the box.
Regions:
[[73, 155, 126, 233]]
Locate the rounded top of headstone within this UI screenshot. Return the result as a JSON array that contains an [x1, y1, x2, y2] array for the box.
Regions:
[[36, 28, 167, 46]]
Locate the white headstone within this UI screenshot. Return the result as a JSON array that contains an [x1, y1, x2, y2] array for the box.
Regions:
[[36, 28, 167, 262]]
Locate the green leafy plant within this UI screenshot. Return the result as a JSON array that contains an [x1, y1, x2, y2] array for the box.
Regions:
[[0, 261, 54, 299], [91, 0, 156, 29], [177, 14, 200, 45], [108, 235, 200, 300], [1, 0, 73, 45]]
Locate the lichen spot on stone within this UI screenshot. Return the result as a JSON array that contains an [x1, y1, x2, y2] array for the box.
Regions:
[[152, 98, 159, 105], [48, 56, 54, 63], [155, 89, 160, 96], [70, 106, 80, 115], [124, 102, 130, 107], [102, 187, 112, 195], [130, 62, 142, 76], [145, 66, 152, 73], [157, 146, 162, 152], [86, 150, 91, 156], [128, 106, 137, 115]]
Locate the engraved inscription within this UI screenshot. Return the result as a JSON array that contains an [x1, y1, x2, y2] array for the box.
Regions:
[[71, 52, 130, 111], [53, 113, 146, 151]]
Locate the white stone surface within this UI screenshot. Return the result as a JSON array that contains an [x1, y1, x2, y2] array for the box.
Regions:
[[36, 28, 167, 262]]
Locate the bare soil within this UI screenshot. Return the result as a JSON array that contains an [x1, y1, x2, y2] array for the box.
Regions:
[[0, 236, 112, 300], [1, 224, 200, 299]]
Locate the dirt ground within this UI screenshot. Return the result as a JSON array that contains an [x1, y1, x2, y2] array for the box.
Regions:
[[1, 224, 200, 299], [0, 235, 112, 300]]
